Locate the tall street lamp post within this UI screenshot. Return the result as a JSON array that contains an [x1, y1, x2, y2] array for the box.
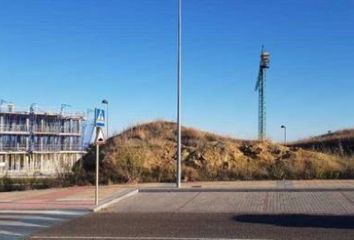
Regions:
[[176, 0, 182, 188]]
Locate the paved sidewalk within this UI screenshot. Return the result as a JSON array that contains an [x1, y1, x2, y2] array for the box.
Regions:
[[1, 180, 353, 240], [1, 180, 354, 211], [32, 182, 354, 240], [0, 185, 136, 210], [110, 191, 354, 214], [137, 179, 354, 191]]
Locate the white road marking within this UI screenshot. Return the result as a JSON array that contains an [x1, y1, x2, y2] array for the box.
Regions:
[[0, 210, 90, 240], [0, 230, 24, 237], [0, 220, 47, 227], [0, 214, 65, 221]]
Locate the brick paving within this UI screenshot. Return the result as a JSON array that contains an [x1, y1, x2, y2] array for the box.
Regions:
[[0, 185, 134, 210], [34, 185, 354, 240], [1, 180, 354, 211], [107, 190, 354, 215], [181, 179, 354, 190], [135, 179, 354, 190]]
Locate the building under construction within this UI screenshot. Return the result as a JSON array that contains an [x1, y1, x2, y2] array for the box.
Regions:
[[0, 103, 87, 177]]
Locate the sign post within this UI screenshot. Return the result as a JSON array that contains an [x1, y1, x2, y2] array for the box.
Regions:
[[94, 108, 105, 206], [96, 132, 99, 205]]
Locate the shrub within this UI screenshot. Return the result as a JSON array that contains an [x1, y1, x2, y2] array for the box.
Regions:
[[112, 146, 145, 183], [182, 166, 199, 181], [149, 164, 175, 182], [183, 128, 202, 141], [205, 133, 218, 142], [0, 176, 61, 192]]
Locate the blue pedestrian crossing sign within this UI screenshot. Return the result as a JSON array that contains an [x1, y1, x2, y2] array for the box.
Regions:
[[95, 108, 105, 127]]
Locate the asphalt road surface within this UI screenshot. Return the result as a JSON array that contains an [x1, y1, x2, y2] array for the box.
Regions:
[[30, 191, 354, 240], [0, 210, 88, 240]]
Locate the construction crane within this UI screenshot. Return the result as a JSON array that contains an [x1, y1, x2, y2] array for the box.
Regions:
[[255, 46, 270, 141]]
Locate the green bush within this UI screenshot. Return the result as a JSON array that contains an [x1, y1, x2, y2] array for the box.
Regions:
[[113, 146, 145, 182]]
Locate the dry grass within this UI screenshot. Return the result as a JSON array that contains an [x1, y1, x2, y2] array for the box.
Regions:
[[289, 128, 354, 156], [77, 121, 354, 183], [292, 128, 354, 144]]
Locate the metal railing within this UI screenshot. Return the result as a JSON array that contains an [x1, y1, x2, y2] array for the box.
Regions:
[[31, 144, 84, 152], [0, 144, 84, 152], [60, 128, 81, 134], [0, 125, 80, 134], [31, 144, 60, 152], [0, 144, 28, 151], [0, 124, 29, 132], [32, 126, 61, 133], [60, 144, 84, 151]]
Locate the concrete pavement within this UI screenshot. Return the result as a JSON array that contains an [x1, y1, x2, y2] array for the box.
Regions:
[[5, 180, 353, 211], [106, 191, 354, 214], [29, 180, 354, 240], [1, 180, 354, 239], [138, 179, 354, 191]]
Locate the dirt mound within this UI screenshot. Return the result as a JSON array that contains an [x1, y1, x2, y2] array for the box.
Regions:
[[290, 129, 354, 156], [77, 121, 354, 183]]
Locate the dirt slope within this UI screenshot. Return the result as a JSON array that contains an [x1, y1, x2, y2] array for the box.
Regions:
[[78, 121, 354, 183], [290, 129, 354, 156]]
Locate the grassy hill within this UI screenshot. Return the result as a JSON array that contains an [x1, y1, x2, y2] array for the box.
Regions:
[[289, 129, 354, 156], [76, 121, 354, 184]]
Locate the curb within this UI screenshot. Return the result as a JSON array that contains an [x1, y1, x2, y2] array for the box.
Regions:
[[139, 187, 354, 193], [0, 209, 90, 215], [93, 188, 138, 212]]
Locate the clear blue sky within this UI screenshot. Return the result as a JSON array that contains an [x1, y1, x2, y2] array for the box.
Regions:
[[0, 0, 353, 141]]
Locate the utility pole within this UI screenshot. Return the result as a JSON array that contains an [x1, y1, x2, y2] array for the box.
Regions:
[[176, 0, 182, 188]]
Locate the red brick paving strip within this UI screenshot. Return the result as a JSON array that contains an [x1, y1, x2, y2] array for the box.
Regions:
[[0, 185, 125, 210]]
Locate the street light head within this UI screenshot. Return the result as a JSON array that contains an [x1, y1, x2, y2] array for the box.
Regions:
[[102, 99, 108, 104], [281, 125, 286, 128], [30, 103, 38, 112], [60, 104, 71, 113], [61, 104, 71, 108]]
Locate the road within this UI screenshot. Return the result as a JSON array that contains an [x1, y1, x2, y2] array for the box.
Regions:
[[0, 210, 88, 240], [30, 190, 354, 240]]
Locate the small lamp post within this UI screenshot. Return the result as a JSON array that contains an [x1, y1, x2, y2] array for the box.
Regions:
[[281, 125, 287, 144], [60, 104, 71, 115], [101, 99, 109, 138]]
